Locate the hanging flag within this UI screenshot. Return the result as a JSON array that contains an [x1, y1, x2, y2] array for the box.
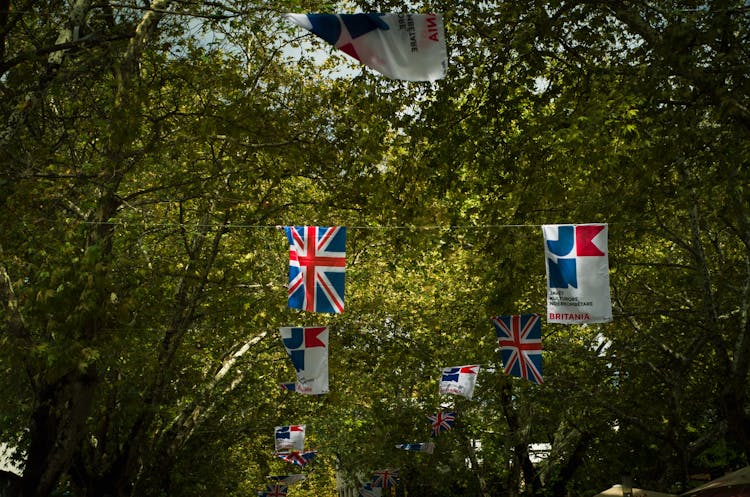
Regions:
[[372, 468, 399, 488], [280, 326, 329, 395], [284, 226, 346, 314], [274, 425, 305, 452], [264, 484, 288, 497], [275, 450, 317, 467], [492, 314, 543, 384], [438, 365, 479, 399], [542, 223, 612, 323], [284, 13, 447, 81], [395, 442, 435, 453], [267, 475, 306, 485], [426, 411, 456, 437], [359, 482, 382, 497]]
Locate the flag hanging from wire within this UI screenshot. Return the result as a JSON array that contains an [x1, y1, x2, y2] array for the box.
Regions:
[[395, 442, 435, 453], [543, 223, 612, 323], [284, 226, 346, 314], [281, 326, 329, 395], [275, 450, 317, 467], [426, 411, 456, 437], [359, 482, 382, 497], [263, 483, 287, 497], [492, 314, 543, 384], [372, 468, 399, 488], [438, 365, 479, 399], [267, 475, 306, 485], [274, 425, 305, 452], [284, 13, 447, 81]]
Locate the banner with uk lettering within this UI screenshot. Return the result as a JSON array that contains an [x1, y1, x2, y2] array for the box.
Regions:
[[542, 224, 612, 324], [284, 13, 447, 81], [281, 326, 329, 395]]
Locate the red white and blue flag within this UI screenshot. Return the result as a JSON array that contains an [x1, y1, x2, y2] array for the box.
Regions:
[[359, 482, 382, 497], [275, 450, 317, 467], [284, 226, 346, 314], [264, 484, 287, 497], [274, 425, 305, 452], [284, 13, 447, 81], [372, 468, 399, 488], [439, 365, 479, 399], [395, 442, 434, 453], [426, 411, 456, 437], [281, 326, 329, 395], [492, 314, 543, 384], [543, 224, 612, 323]]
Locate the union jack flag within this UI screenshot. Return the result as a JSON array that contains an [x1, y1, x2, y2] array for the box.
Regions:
[[264, 484, 287, 497], [492, 314, 543, 384], [372, 468, 399, 488], [359, 482, 381, 497], [275, 450, 317, 467], [284, 226, 346, 314], [426, 411, 456, 437]]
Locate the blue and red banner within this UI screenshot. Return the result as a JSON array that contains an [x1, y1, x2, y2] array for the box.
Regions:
[[438, 365, 479, 399], [543, 224, 612, 323], [284, 13, 447, 81], [281, 326, 329, 395]]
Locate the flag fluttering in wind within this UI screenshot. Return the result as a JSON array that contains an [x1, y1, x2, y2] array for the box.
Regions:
[[492, 314, 543, 384], [395, 442, 435, 453], [274, 425, 305, 452], [284, 13, 447, 81], [438, 365, 479, 399], [284, 226, 346, 314], [275, 450, 317, 467], [359, 482, 382, 497], [372, 468, 399, 488], [263, 483, 288, 497], [267, 475, 306, 485], [426, 411, 456, 437], [281, 326, 329, 395], [543, 223, 612, 323]]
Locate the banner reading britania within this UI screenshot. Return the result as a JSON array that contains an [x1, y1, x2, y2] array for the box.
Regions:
[[284, 13, 447, 81], [542, 224, 612, 324]]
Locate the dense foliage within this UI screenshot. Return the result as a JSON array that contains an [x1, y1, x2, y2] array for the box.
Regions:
[[1, 1, 748, 497]]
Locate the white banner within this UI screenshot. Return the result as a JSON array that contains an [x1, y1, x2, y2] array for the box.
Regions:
[[543, 224, 612, 324], [284, 13, 447, 81], [438, 365, 479, 400], [274, 425, 305, 452], [281, 326, 329, 395]]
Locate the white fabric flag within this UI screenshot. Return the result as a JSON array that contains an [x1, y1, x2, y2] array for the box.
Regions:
[[543, 224, 612, 324], [284, 13, 447, 81], [438, 365, 479, 400], [281, 326, 329, 395], [274, 425, 305, 452]]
